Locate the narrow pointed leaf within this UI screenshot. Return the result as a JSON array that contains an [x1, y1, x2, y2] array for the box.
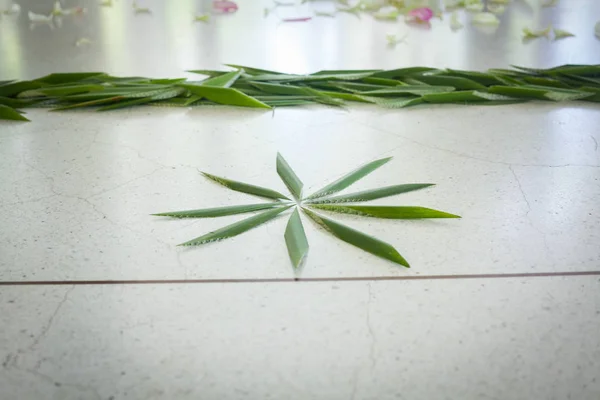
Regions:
[[421, 90, 518, 103], [362, 85, 456, 96], [415, 75, 487, 90], [37, 84, 106, 97], [0, 104, 29, 121], [309, 205, 460, 219], [306, 157, 392, 200], [201, 69, 243, 88], [0, 81, 43, 97], [302, 208, 409, 267], [97, 97, 154, 111], [488, 85, 594, 101], [50, 96, 125, 111], [284, 209, 309, 269], [307, 183, 435, 204], [179, 206, 291, 246], [264, 100, 316, 107], [250, 81, 313, 95], [276, 153, 303, 200], [373, 67, 438, 79], [152, 203, 281, 218], [201, 171, 290, 200], [178, 84, 271, 108], [224, 64, 284, 75]]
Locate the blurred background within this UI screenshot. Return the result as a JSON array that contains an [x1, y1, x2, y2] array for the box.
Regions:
[[1, 0, 600, 80]]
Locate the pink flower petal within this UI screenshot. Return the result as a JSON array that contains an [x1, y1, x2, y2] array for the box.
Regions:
[[213, 0, 238, 13], [282, 17, 312, 22], [407, 7, 433, 22]]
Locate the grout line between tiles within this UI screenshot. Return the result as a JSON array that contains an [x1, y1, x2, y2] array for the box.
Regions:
[[0, 271, 599, 286]]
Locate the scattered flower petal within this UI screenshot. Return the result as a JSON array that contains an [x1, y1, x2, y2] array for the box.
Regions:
[[386, 32, 408, 46], [373, 6, 398, 20], [471, 12, 500, 26], [464, 0, 484, 12], [542, 0, 558, 6], [450, 11, 463, 30], [194, 13, 210, 22], [213, 0, 238, 13], [523, 25, 552, 39], [75, 37, 92, 46], [28, 10, 53, 22], [132, 1, 151, 13], [488, 4, 505, 14], [406, 7, 433, 23], [314, 11, 335, 17], [282, 16, 312, 22], [2, 3, 21, 15], [553, 28, 574, 40]]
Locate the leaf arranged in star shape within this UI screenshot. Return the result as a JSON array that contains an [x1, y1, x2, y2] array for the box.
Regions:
[[153, 154, 460, 270]]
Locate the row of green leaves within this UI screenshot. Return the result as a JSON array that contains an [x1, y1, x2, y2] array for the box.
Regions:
[[2, 64, 599, 121], [154, 154, 460, 270]]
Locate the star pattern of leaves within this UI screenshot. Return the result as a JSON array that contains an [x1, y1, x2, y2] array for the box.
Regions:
[[153, 154, 460, 270]]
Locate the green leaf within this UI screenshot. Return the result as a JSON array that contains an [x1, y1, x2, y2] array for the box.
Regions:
[[0, 97, 40, 108], [372, 67, 438, 79], [264, 100, 316, 107], [302, 208, 409, 267], [361, 77, 406, 86], [178, 84, 271, 109], [178, 206, 292, 246], [0, 81, 43, 97], [152, 203, 281, 218], [311, 69, 381, 76], [276, 153, 303, 200], [201, 69, 244, 88], [309, 205, 461, 219], [444, 69, 504, 86], [149, 95, 202, 107], [186, 70, 229, 77], [284, 209, 309, 269], [361, 85, 456, 96], [369, 97, 424, 109], [0, 104, 29, 121], [249, 81, 312, 95], [224, 64, 285, 75], [97, 97, 154, 111], [421, 90, 518, 103], [50, 96, 125, 111], [37, 84, 107, 97], [306, 157, 392, 200], [488, 85, 594, 101], [246, 72, 375, 83], [307, 183, 435, 204], [415, 75, 487, 90], [34, 72, 106, 85], [201, 171, 290, 200]]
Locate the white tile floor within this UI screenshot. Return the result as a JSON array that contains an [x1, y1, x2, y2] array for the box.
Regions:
[[1, 0, 600, 399]]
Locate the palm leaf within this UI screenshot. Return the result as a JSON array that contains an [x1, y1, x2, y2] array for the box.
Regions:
[[201, 171, 290, 200], [306, 157, 392, 200], [307, 183, 435, 204], [276, 153, 303, 200], [284, 209, 309, 269], [309, 205, 460, 219], [152, 203, 281, 218], [179, 206, 291, 246], [302, 208, 409, 267]]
